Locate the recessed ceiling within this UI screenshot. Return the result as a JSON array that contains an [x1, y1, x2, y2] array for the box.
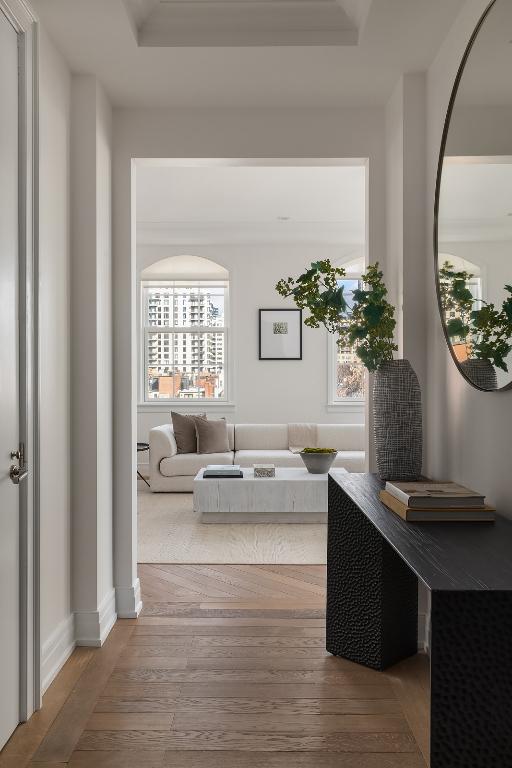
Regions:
[[129, 0, 363, 48], [136, 163, 366, 245], [31, 0, 465, 108]]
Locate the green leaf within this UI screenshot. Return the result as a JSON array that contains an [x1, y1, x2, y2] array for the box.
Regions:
[[447, 317, 468, 338]]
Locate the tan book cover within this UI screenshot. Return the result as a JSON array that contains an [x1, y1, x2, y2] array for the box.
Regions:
[[379, 490, 495, 523], [384, 481, 485, 508]]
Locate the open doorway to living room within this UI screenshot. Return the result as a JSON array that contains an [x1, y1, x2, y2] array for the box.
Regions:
[[135, 159, 368, 565]]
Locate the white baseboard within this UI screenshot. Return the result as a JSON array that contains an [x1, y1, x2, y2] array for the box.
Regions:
[[41, 614, 75, 694], [116, 578, 143, 618], [75, 588, 117, 647]]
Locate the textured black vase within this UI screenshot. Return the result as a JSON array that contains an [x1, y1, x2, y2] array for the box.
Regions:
[[373, 359, 422, 481], [460, 358, 497, 391]]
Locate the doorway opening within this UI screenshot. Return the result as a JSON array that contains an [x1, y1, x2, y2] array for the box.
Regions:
[[132, 159, 368, 568]]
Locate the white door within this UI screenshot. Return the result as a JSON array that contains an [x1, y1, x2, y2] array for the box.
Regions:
[[0, 7, 20, 750]]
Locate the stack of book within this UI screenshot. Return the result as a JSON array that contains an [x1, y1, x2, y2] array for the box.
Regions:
[[379, 481, 495, 522], [202, 464, 244, 479]]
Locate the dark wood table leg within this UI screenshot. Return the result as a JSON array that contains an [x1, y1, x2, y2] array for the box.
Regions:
[[326, 476, 418, 670], [430, 590, 512, 767]]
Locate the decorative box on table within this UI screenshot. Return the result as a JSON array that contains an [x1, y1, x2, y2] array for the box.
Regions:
[[253, 464, 275, 478]]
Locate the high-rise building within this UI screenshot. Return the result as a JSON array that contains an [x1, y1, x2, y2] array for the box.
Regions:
[[145, 286, 225, 399]]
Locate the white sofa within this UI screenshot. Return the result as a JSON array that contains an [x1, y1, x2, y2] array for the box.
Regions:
[[149, 422, 365, 492]]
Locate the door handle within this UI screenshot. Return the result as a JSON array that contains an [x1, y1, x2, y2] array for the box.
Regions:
[[9, 464, 28, 484], [10, 443, 27, 484]]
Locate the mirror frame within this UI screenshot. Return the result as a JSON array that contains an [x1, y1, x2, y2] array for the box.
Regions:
[[433, 0, 512, 392]]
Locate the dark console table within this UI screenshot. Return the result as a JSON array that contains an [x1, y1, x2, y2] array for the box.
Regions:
[[327, 470, 512, 768]]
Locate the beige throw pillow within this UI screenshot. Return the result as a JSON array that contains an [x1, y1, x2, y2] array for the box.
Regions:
[[171, 412, 206, 454], [193, 416, 230, 454]]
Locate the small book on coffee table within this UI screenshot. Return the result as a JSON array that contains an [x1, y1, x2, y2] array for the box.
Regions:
[[203, 465, 243, 479]]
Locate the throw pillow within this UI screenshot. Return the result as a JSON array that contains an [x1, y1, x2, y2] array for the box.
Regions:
[[171, 412, 206, 454], [193, 416, 230, 454]]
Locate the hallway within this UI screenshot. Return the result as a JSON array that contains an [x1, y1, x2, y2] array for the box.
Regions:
[[1, 566, 428, 767]]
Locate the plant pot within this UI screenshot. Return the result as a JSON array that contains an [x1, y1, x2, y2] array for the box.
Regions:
[[300, 451, 337, 474], [373, 359, 422, 481], [460, 358, 497, 391]]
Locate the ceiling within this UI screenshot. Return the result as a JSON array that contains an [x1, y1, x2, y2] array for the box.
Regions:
[[439, 159, 512, 241], [31, 0, 465, 108], [128, 0, 366, 48], [136, 163, 366, 246]]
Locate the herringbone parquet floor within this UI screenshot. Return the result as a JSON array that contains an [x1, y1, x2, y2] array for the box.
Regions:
[[1, 565, 430, 768]]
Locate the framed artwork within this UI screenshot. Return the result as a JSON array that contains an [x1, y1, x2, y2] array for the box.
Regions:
[[259, 308, 302, 360]]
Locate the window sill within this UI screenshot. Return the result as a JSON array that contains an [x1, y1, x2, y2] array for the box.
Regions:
[[138, 401, 236, 411], [326, 401, 365, 413]]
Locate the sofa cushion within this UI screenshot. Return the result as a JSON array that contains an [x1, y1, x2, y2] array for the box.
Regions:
[[288, 423, 318, 452], [171, 411, 206, 453], [160, 452, 234, 477], [331, 451, 365, 472], [193, 416, 230, 454], [235, 424, 289, 450], [317, 424, 365, 452], [235, 450, 304, 468]]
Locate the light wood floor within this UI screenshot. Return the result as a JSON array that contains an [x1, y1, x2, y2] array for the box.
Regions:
[[137, 486, 327, 563], [0, 565, 430, 768]]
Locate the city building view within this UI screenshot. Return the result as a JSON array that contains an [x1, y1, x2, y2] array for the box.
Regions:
[[144, 284, 226, 400], [336, 345, 365, 399], [335, 278, 365, 400]]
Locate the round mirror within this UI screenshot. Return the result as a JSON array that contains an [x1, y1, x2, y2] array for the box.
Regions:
[[435, 0, 512, 391]]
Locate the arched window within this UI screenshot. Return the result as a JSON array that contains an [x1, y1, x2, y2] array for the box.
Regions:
[[140, 255, 229, 402]]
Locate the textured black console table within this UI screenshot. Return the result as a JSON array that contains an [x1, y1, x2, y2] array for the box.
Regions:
[[327, 470, 512, 768]]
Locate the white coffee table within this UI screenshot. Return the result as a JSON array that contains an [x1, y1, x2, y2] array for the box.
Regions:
[[193, 467, 341, 523]]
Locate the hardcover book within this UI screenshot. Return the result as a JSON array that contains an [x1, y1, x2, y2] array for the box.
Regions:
[[384, 481, 485, 509], [379, 490, 495, 522], [206, 464, 241, 472], [203, 466, 243, 479]]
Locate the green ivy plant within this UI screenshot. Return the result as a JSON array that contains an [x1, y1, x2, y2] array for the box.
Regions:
[[438, 261, 475, 346], [438, 261, 512, 372], [470, 287, 512, 372], [276, 260, 397, 372], [347, 264, 398, 372], [276, 259, 349, 335]]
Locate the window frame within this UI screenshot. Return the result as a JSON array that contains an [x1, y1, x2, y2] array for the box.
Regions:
[[140, 279, 230, 405]]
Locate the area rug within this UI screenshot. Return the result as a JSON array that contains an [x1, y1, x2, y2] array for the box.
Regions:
[[137, 485, 327, 564]]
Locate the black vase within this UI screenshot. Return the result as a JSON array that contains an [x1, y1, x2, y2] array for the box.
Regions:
[[373, 359, 422, 481], [460, 358, 497, 391]]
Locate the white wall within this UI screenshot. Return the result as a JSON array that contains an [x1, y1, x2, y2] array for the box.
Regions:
[[113, 106, 386, 615], [38, 26, 74, 691], [71, 75, 115, 645], [386, 73, 427, 390], [426, 0, 512, 513], [136, 243, 366, 445], [447, 105, 512, 156], [96, 84, 114, 619]]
